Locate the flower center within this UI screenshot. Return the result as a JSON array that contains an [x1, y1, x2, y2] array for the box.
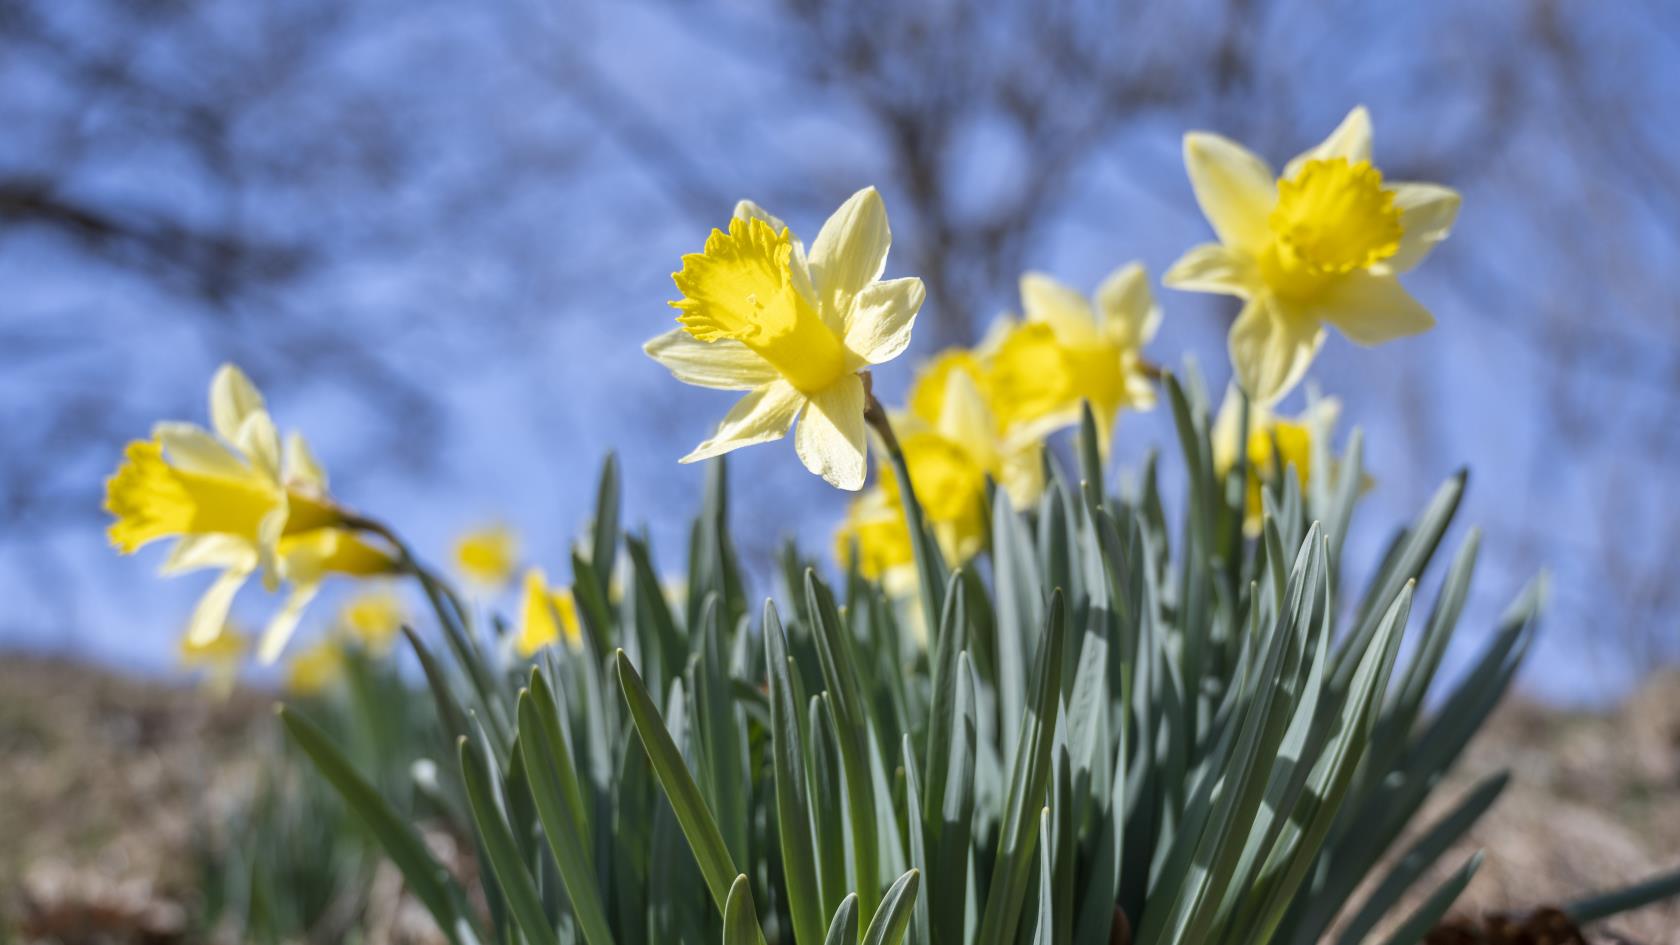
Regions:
[[105, 439, 282, 552], [672, 216, 850, 393], [1264, 158, 1402, 297]]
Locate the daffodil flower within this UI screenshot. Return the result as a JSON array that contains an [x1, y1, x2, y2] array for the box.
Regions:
[[987, 264, 1160, 455], [834, 352, 1009, 594], [515, 567, 581, 656], [646, 187, 926, 491], [105, 364, 394, 661], [1210, 385, 1347, 534], [336, 587, 407, 653], [454, 524, 519, 588], [286, 636, 348, 694], [904, 349, 1045, 510], [1165, 107, 1460, 405], [178, 623, 249, 697], [834, 487, 917, 595]]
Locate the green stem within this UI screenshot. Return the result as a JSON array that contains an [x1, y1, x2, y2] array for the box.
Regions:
[[338, 509, 512, 750]]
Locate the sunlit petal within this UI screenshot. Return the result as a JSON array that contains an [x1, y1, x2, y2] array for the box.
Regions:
[[794, 373, 867, 490], [681, 381, 805, 463], [1184, 132, 1276, 254], [645, 329, 780, 390]]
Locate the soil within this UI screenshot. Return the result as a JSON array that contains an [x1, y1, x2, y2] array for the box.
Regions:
[[2, 654, 1677, 944]]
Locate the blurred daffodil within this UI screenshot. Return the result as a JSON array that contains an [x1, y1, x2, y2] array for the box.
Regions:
[[454, 524, 518, 587], [647, 187, 926, 490], [833, 359, 1002, 595], [337, 588, 406, 653], [1211, 386, 1347, 534], [1165, 107, 1459, 405], [286, 636, 347, 694], [834, 488, 916, 595], [178, 624, 249, 697], [516, 567, 581, 656], [988, 264, 1160, 455], [906, 350, 1044, 509], [105, 365, 395, 661]]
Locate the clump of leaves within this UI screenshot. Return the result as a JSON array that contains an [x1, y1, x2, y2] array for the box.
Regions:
[[280, 376, 1675, 945]]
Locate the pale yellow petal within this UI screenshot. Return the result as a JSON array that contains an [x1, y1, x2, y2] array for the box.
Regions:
[[935, 366, 997, 470], [1183, 132, 1277, 254], [810, 186, 890, 315], [1380, 183, 1460, 274], [258, 581, 320, 664], [1314, 271, 1435, 346], [681, 381, 805, 463], [732, 199, 788, 233], [843, 277, 924, 365], [185, 567, 250, 647], [284, 432, 328, 491], [1228, 295, 1324, 406], [1095, 262, 1161, 349], [161, 533, 258, 576], [1019, 272, 1099, 346], [152, 421, 254, 479], [1284, 105, 1373, 179], [644, 329, 780, 390], [235, 411, 282, 481], [794, 373, 867, 490], [209, 363, 266, 446], [1162, 243, 1258, 299]]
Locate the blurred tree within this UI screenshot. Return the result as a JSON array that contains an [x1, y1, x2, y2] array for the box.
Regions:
[[3, 0, 1678, 678]]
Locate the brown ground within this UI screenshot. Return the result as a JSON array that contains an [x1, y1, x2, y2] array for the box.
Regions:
[[2, 654, 1677, 944]]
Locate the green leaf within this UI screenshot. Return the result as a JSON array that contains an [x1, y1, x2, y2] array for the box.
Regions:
[[459, 733, 559, 945], [278, 706, 480, 945], [825, 895, 860, 945], [617, 648, 740, 916], [591, 452, 621, 597], [863, 870, 922, 945], [975, 591, 1066, 945], [722, 874, 767, 945], [1379, 852, 1483, 945], [1337, 772, 1508, 944], [766, 603, 825, 945], [517, 675, 616, 945]]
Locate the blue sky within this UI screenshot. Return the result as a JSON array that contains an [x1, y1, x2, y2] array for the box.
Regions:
[[4, 0, 1678, 703]]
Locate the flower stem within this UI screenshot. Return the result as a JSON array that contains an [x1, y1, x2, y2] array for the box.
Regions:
[[862, 372, 946, 636]]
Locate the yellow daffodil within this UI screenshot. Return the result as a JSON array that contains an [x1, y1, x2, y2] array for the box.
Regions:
[[1210, 386, 1345, 534], [286, 636, 347, 694], [454, 524, 518, 587], [833, 357, 1005, 595], [647, 187, 926, 491], [1165, 107, 1460, 405], [987, 264, 1160, 455], [834, 487, 917, 595], [105, 365, 394, 661], [907, 349, 1045, 509], [337, 587, 406, 653], [515, 567, 581, 656], [178, 624, 249, 697]]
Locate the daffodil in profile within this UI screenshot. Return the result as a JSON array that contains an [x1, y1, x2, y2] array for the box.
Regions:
[[1210, 386, 1348, 533], [988, 264, 1160, 454], [104, 364, 396, 661], [515, 567, 582, 656], [1165, 107, 1460, 405], [647, 187, 926, 491]]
